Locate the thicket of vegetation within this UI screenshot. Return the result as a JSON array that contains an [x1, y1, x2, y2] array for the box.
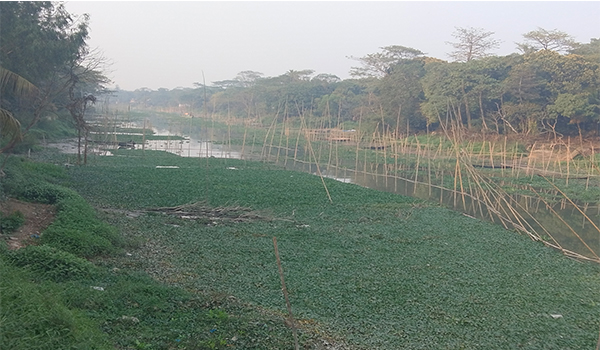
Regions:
[[0, 1, 109, 162]]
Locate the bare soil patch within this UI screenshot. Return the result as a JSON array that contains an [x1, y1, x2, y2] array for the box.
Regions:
[[0, 198, 56, 250]]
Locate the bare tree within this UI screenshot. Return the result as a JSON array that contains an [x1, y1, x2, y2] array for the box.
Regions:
[[447, 27, 501, 62], [65, 49, 111, 164]]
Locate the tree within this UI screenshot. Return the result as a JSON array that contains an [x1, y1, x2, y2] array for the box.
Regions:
[[547, 93, 599, 125], [570, 38, 600, 63], [0, 2, 109, 157], [378, 58, 427, 133], [517, 27, 577, 54], [0, 2, 90, 84], [447, 27, 500, 62], [349, 45, 424, 78]]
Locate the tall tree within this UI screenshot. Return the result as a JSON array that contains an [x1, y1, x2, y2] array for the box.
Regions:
[[517, 27, 577, 54], [378, 58, 427, 133], [0, 1, 109, 155], [447, 27, 500, 62], [349, 45, 424, 78]]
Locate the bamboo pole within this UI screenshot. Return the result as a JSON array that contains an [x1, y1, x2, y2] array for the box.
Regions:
[[566, 136, 571, 186], [355, 108, 363, 175], [414, 143, 421, 195], [293, 122, 301, 163], [261, 110, 279, 161], [383, 126, 389, 187], [284, 123, 290, 167], [298, 105, 333, 203], [267, 113, 279, 162], [502, 136, 507, 177], [275, 116, 284, 164]]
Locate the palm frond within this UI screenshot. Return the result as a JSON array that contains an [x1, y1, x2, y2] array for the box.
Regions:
[[0, 108, 23, 142], [0, 66, 39, 98]]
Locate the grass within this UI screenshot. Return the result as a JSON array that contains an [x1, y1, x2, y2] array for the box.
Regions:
[[58, 149, 600, 349], [0, 153, 332, 349]]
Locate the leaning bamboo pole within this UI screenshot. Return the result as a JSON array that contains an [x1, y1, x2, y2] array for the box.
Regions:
[[284, 123, 290, 167], [530, 186, 599, 260], [413, 142, 421, 194], [293, 121, 301, 162], [297, 103, 332, 203], [355, 108, 363, 174], [566, 137, 571, 186], [276, 116, 285, 164], [261, 109, 279, 161]]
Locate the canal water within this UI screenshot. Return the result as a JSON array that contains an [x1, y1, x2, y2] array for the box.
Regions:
[[137, 131, 600, 261], [72, 120, 600, 261]]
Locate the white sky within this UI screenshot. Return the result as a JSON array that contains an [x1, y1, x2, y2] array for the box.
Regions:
[[64, 1, 600, 91]]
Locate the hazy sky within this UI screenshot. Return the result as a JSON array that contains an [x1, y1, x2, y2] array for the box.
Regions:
[[64, 1, 600, 91]]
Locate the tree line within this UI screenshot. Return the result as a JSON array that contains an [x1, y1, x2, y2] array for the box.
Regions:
[[1, 1, 598, 164], [119, 27, 599, 139]]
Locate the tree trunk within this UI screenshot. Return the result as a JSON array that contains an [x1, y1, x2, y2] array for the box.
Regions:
[[77, 127, 82, 165]]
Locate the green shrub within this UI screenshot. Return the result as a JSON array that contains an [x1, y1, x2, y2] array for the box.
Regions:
[[8, 245, 96, 282], [41, 227, 117, 258], [19, 182, 73, 204], [1, 156, 70, 203], [0, 260, 112, 350], [0, 210, 25, 234], [40, 194, 124, 257]]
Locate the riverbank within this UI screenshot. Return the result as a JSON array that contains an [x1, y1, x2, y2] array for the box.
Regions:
[[3, 148, 597, 348]]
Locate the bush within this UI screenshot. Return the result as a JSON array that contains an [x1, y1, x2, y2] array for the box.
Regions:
[[1, 155, 124, 257], [8, 245, 96, 282], [41, 227, 117, 258], [19, 182, 73, 204], [0, 260, 112, 350], [1, 156, 70, 204], [0, 210, 25, 234], [41, 194, 124, 258]]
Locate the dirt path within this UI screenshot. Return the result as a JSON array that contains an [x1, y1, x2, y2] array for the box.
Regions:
[[0, 198, 56, 250]]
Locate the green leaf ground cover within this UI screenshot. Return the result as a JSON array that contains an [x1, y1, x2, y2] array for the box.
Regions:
[[64, 150, 600, 349], [0, 155, 316, 350]]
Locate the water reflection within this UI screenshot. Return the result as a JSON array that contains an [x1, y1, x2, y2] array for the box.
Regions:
[[137, 138, 242, 159], [284, 159, 600, 260], [47, 141, 114, 156]]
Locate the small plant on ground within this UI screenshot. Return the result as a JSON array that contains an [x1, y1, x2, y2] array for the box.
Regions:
[[0, 210, 25, 234], [8, 245, 96, 282]]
